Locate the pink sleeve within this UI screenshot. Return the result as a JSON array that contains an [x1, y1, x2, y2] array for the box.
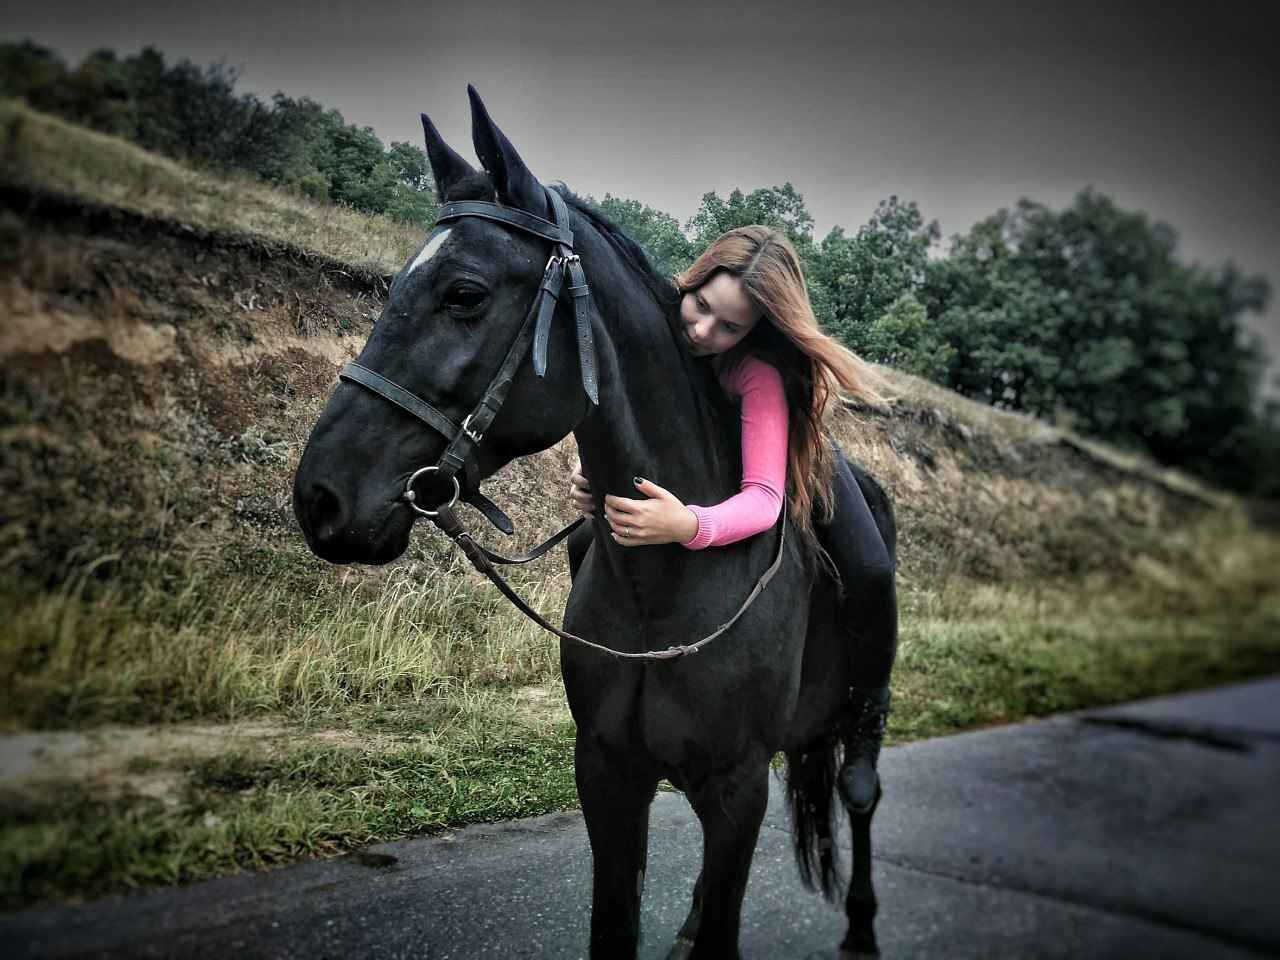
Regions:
[[684, 357, 788, 549]]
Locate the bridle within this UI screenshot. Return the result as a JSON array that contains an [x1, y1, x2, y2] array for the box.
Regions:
[[337, 185, 787, 660], [339, 186, 597, 535]]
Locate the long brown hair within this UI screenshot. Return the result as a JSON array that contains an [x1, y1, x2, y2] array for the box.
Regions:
[[675, 226, 886, 538]]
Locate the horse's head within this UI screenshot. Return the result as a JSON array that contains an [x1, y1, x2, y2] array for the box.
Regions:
[[293, 88, 596, 564]]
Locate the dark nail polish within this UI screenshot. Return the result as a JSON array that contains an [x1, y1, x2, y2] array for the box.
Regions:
[[634, 476, 643, 484]]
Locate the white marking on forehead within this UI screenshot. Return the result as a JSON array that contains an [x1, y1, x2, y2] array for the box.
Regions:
[[406, 228, 453, 275]]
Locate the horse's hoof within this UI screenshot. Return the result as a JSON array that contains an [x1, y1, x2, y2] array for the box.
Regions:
[[666, 935, 696, 960]]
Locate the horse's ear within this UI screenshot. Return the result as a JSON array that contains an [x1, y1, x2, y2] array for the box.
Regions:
[[421, 112, 477, 203], [467, 85, 548, 216]]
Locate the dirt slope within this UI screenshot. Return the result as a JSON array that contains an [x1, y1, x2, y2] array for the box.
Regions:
[[0, 178, 1232, 595]]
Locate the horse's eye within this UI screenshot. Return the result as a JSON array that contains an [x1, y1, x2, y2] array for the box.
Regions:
[[443, 284, 487, 312]]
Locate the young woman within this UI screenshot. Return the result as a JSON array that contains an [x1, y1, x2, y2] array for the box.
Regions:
[[568, 225, 897, 811]]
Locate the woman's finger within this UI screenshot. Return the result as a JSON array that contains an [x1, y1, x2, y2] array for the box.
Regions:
[[604, 502, 635, 521], [611, 527, 643, 546], [603, 494, 644, 511]]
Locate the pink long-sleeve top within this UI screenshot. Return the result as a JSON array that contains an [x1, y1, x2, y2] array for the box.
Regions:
[[683, 355, 788, 549]]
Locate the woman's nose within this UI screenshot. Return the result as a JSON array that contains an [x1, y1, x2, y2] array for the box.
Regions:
[[692, 319, 711, 340]]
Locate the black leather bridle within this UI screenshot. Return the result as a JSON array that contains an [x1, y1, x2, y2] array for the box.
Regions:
[[336, 185, 786, 660], [339, 186, 598, 533]]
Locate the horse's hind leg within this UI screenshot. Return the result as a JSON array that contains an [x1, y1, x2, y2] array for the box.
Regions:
[[577, 737, 657, 960], [681, 757, 771, 959], [841, 795, 880, 959]]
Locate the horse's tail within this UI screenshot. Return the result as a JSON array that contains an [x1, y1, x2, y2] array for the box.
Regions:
[[783, 737, 843, 900]]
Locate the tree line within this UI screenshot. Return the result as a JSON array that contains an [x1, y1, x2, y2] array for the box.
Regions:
[[4, 42, 1275, 497], [0, 41, 438, 227], [599, 186, 1276, 497]]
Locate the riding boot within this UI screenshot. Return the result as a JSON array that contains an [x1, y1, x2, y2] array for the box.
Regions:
[[838, 684, 890, 814]]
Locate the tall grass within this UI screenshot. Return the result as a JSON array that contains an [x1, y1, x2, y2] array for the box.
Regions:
[[892, 510, 1280, 737], [3, 723, 580, 907], [2, 511, 1277, 906], [4, 509, 1276, 733], [1, 557, 569, 728]]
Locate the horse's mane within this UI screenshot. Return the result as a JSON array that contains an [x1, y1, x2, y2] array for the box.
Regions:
[[555, 188, 679, 317]]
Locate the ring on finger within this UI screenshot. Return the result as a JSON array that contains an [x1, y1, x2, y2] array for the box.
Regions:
[[624, 526, 631, 538]]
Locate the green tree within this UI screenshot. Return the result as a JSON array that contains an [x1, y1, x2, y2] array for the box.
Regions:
[[929, 190, 1271, 489], [382, 140, 437, 228], [861, 292, 955, 381], [0, 41, 65, 103], [812, 196, 939, 350], [927, 206, 1063, 411], [593, 193, 694, 276], [686, 183, 816, 250]]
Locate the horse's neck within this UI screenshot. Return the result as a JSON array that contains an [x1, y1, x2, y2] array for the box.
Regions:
[[574, 319, 730, 506], [568, 225, 740, 587], [578, 345, 745, 615]]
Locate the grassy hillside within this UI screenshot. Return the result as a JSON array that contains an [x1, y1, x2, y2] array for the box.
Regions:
[[1, 101, 1277, 907]]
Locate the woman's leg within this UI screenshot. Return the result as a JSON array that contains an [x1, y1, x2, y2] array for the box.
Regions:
[[818, 447, 898, 813]]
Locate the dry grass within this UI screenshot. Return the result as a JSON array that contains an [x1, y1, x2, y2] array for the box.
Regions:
[[0, 554, 571, 728], [0, 99, 422, 274]]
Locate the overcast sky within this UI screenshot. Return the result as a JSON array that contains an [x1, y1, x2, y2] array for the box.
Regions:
[[10, 0, 1280, 388]]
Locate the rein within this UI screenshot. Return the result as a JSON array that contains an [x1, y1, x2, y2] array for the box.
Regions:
[[433, 503, 787, 661], [339, 184, 787, 660]]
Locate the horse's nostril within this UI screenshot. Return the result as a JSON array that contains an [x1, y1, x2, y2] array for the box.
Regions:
[[306, 481, 347, 542]]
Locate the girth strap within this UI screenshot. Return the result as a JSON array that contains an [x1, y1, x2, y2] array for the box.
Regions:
[[543, 189, 599, 406], [532, 258, 567, 377], [564, 254, 599, 405]]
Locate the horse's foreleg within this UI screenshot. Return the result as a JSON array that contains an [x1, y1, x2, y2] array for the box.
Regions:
[[841, 795, 880, 959], [576, 737, 656, 960], [682, 759, 771, 960]]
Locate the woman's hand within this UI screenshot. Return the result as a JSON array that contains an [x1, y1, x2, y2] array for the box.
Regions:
[[568, 459, 595, 520], [604, 477, 699, 547]]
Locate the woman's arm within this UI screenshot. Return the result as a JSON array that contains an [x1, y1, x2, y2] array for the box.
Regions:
[[602, 356, 787, 549], [682, 357, 787, 548]]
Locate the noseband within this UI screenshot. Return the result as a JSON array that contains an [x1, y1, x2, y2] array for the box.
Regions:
[[337, 184, 786, 660], [339, 185, 597, 531]]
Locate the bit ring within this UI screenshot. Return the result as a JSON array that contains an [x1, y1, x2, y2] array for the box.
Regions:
[[403, 466, 461, 517]]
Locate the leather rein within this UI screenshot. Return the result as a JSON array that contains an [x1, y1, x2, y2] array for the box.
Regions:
[[337, 185, 787, 660]]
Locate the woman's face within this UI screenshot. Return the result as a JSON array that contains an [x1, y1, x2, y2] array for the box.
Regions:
[[680, 272, 764, 358]]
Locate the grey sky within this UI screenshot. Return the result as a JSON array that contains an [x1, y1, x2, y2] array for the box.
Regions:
[[10, 0, 1280, 387]]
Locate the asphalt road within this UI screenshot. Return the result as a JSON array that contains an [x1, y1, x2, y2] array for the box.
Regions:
[[4, 677, 1279, 959]]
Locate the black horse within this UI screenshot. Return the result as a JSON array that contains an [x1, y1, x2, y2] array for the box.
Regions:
[[293, 87, 896, 960]]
